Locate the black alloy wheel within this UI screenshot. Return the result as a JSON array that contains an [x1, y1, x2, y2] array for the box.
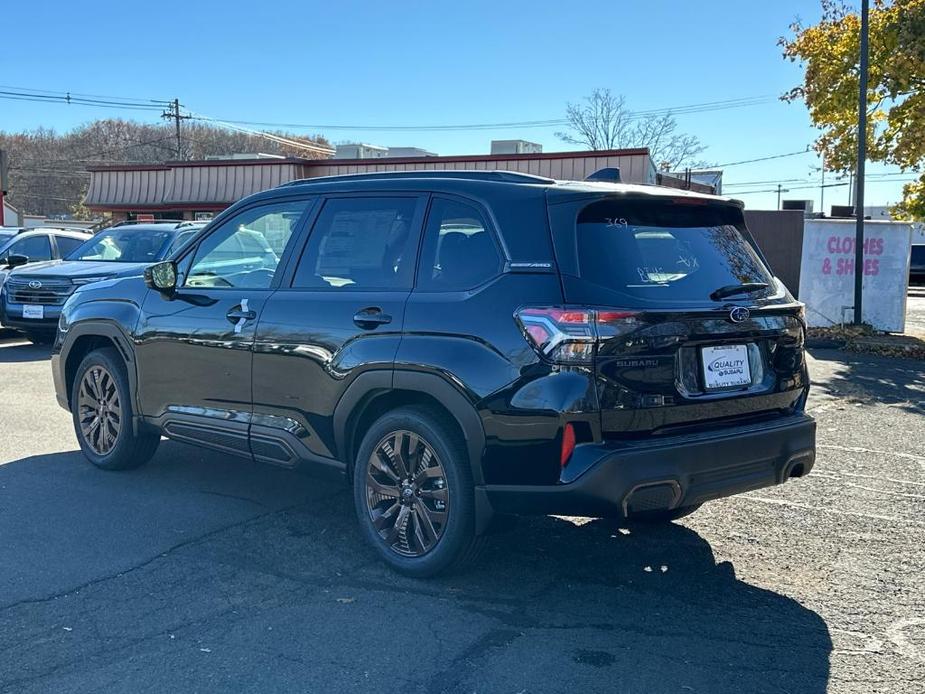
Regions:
[[76, 365, 122, 455], [71, 347, 160, 470], [353, 407, 482, 577], [365, 429, 450, 557]]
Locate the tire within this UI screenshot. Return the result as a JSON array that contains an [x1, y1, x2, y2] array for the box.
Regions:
[[71, 347, 159, 471], [352, 406, 482, 577], [630, 503, 702, 523]]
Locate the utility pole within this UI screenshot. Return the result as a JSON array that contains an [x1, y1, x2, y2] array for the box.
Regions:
[[854, 0, 870, 325], [777, 184, 790, 209], [0, 150, 7, 225], [161, 99, 189, 159], [820, 156, 825, 215]]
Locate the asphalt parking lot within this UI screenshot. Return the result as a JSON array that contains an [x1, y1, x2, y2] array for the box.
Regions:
[[1, 333, 923, 693], [906, 284, 925, 336]]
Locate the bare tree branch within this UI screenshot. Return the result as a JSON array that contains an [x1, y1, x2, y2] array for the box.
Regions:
[[557, 89, 708, 171]]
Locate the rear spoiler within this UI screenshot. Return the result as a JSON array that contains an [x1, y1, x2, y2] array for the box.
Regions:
[[585, 167, 622, 183]]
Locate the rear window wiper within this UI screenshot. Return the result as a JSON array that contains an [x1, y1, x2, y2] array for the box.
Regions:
[[710, 282, 769, 301]]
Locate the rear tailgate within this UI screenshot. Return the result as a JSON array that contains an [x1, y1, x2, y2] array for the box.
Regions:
[[548, 191, 808, 437]]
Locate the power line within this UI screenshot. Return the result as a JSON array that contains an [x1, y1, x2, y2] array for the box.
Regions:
[[0, 87, 171, 112], [715, 148, 813, 167], [189, 95, 777, 133], [0, 84, 173, 104], [12, 136, 179, 166], [7, 192, 79, 202], [184, 109, 335, 156], [728, 175, 916, 196], [723, 177, 808, 187]]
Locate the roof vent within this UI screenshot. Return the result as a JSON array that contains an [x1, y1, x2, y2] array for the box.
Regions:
[[585, 167, 621, 183]]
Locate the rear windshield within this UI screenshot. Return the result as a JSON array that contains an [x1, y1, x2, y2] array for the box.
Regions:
[[575, 199, 773, 303]]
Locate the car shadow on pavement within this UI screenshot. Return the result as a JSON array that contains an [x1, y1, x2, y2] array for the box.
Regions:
[[809, 346, 925, 415], [0, 338, 52, 363], [0, 445, 831, 693]]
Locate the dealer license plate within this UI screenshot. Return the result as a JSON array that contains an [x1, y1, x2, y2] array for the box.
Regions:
[[22, 304, 44, 320], [702, 344, 751, 390]]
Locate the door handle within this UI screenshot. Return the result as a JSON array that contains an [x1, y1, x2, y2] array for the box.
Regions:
[[353, 307, 392, 329], [226, 307, 257, 321], [227, 298, 257, 333]]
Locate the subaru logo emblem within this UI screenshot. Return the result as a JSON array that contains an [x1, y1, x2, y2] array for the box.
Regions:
[[28, 280, 42, 290], [729, 307, 750, 323]]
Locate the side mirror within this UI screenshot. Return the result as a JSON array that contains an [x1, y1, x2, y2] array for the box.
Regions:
[[144, 260, 178, 293], [6, 254, 29, 269]]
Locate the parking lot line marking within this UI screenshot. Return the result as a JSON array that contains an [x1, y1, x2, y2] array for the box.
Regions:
[[742, 495, 925, 527], [810, 470, 925, 487], [817, 443, 925, 466]]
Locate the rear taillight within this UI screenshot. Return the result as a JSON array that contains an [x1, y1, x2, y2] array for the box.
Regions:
[[515, 307, 639, 363]]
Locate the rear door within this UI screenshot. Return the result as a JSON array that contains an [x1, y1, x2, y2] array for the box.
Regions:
[[134, 199, 312, 454], [548, 194, 807, 437], [250, 194, 426, 468]]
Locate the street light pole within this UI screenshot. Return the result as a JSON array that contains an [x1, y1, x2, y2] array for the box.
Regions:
[[853, 0, 870, 325]]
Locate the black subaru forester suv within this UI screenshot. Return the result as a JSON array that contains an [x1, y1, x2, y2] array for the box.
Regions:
[[52, 171, 815, 576]]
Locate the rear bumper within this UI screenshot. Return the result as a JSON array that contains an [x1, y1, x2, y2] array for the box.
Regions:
[[481, 413, 815, 518]]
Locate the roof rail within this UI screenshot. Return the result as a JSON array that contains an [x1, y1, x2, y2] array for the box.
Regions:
[[111, 219, 188, 228], [281, 169, 555, 187], [21, 226, 93, 234]]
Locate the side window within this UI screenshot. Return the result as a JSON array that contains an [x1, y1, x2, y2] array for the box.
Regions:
[[292, 197, 419, 290], [4, 235, 52, 262], [185, 201, 308, 289], [417, 198, 502, 291], [55, 236, 85, 258]]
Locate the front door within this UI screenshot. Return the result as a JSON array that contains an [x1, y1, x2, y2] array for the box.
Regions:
[[134, 199, 312, 456], [251, 194, 426, 469]]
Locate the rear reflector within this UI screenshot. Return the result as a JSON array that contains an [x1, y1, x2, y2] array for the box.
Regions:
[[560, 423, 576, 467]]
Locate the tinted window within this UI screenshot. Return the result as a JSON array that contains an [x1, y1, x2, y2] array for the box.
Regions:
[[3, 235, 52, 262], [417, 199, 502, 291], [55, 236, 85, 257], [68, 228, 175, 263], [292, 197, 419, 290], [185, 201, 307, 289], [575, 199, 773, 303], [911, 245, 925, 267], [165, 229, 199, 256]]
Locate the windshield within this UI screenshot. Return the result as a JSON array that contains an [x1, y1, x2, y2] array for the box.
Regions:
[[575, 199, 774, 304], [0, 232, 16, 249], [67, 228, 177, 263]]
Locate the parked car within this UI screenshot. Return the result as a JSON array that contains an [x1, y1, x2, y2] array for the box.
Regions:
[[0, 228, 92, 294], [911, 244, 925, 283], [51, 171, 815, 576], [1, 222, 203, 341]]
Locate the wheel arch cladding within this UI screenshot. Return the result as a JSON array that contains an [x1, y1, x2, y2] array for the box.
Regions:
[[63, 323, 135, 409], [336, 371, 487, 486]]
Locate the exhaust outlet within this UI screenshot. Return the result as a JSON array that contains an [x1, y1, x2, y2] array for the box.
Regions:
[[622, 481, 682, 516]]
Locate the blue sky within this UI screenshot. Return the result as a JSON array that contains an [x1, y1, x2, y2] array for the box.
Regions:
[[2, 0, 910, 211]]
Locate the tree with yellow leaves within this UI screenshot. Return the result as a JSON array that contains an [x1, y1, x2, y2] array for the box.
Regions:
[[781, 0, 925, 219]]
